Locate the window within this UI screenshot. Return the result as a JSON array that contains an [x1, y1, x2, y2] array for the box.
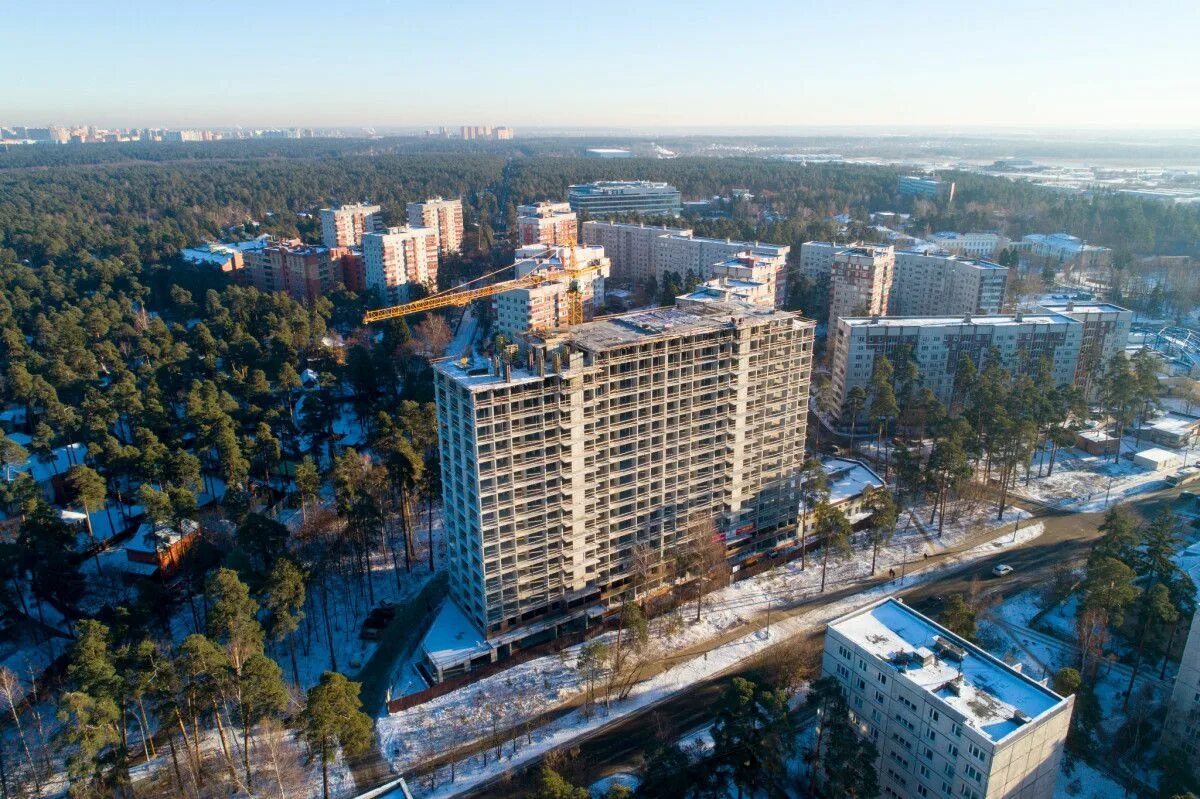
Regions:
[[965, 765, 983, 784], [928, 708, 941, 722], [967, 743, 986, 762]]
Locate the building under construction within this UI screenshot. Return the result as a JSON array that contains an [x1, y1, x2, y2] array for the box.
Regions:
[[433, 299, 815, 673]]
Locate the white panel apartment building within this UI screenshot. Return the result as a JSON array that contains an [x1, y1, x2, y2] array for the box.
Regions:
[[517, 202, 578, 246], [407, 197, 465, 254], [1038, 302, 1133, 397], [891, 251, 1009, 317], [319, 202, 384, 248], [434, 301, 814, 652], [829, 313, 1083, 422], [828, 245, 895, 330], [493, 245, 612, 337], [926, 232, 1007, 260], [823, 598, 1072, 799], [361, 226, 439, 304], [580, 221, 789, 302]]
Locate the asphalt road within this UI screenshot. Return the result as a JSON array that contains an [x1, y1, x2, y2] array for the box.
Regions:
[[448, 484, 1192, 799]]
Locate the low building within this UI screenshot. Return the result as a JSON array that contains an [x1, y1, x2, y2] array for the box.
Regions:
[[677, 277, 771, 309], [925, 232, 1007, 260], [1075, 429, 1121, 456], [1134, 447, 1184, 472], [124, 519, 201, 578], [1016, 234, 1112, 271], [816, 457, 885, 525], [1132, 413, 1200, 449], [823, 597, 1072, 799], [898, 175, 955, 203]]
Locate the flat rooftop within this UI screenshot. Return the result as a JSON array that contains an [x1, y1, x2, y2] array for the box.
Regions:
[[1039, 302, 1131, 315], [822, 457, 885, 505], [558, 301, 802, 352], [830, 598, 1066, 743], [841, 312, 1077, 329]]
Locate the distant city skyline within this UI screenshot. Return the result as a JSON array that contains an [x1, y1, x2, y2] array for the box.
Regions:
[[7, 0, 1199, 130]]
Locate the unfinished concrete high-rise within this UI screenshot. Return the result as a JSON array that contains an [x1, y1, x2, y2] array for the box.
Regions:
[[434, 300, 815, 660]]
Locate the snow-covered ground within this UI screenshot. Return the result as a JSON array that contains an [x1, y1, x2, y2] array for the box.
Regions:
[[1055, 758, 1130, 799], [376, 514, 1046, 798], [1012, 437, 1176, 513]]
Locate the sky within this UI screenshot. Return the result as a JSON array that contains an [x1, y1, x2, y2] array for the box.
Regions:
[[6, 0, 1200, 131]]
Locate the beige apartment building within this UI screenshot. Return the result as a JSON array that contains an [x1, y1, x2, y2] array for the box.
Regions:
[[829, 312, 1083, 423], [828, 244, 895, 330], [517, 202, 578, 246], [824, 598, 1072, 799], [434, 300, 815, 661], [891, 251, 1009, 317], [319, 202, 384, 248], [407, 197, 465, 255], [1038, 302, 1133, 398], [361, 226, 439, 304], [239, 238, 346, 302], [493, 244, 611, 337]]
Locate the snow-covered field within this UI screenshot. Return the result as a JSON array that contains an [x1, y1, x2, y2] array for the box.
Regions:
[[1014, 437, 1185, 513], [1055, 758, 1130, 799], [376, 513, 1046, 798]]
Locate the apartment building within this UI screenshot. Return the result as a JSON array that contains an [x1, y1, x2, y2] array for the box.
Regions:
[[581, 221, 691, 284], [434, 300, 814, 665], [319, 202, 384, 248], [517, 202, 578, 246], [829, 312, 1083, 422], [580, 220, 789, 297], [926, 232, 1007, 260], [407, 197, 465, 255], [239, 238, 346, 302], [493, 244, 611, 337], [823, 598, 1072, 799], [799, 241, 841, 280], [891, 251, 1009, 317], [828, 245, 895, 330], [1038, 302, 1133, 397], [707, 253, 782, 308], [567, 180, 682, 217], [1162, 542, 1200, 768], [361, 226, 439, 304]]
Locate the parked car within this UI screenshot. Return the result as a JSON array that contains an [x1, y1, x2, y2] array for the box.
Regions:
[[991, 564, 1014, 577]]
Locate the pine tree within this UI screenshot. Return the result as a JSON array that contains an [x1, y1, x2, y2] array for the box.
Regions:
[[301, 672, 374, 799], [264, 557, 307, 688]]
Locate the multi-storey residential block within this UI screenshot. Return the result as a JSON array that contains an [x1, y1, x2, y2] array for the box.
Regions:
[[799, 241, 841, 280], [407, 197, 465, 255], [898, 175, 956, 203], [823, 598, 1072, 799], [361, 226, 439, 304], [517, 202, 578, 246], [829, 312, 1083, 422], [828, 245, 895, 330], [926, 232, 1007, 260], [707, 252, 783, 308], [319, 202, 384, 248], [240, 239, 346, 302], [580, 221, 691, 284], [433, 301, 814, 670], [568, 181, 682, 218], [891, 251, 1009, 317], [493, 245, 611, 336], [1038, 302, 1132, 397]]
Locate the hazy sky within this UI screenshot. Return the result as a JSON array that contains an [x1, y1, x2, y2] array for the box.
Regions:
[[7, 0, 1200, 130]]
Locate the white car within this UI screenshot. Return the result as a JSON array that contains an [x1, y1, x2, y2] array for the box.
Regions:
[[992, 564, 1014, 577]]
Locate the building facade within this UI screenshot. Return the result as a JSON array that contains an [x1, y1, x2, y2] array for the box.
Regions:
[[435, 301, 814, 647], [240, 239, 346, 302], [361, 226, 439, 304], [891, 251, 1009, 317], [823, 598, 1072, 799], [407, 197, 465, 255], [581, 221, 691, 284], [898, 175, 956, 203], [828, 245, 895, 331], [1037, 302, 1132, 396], [829, 313, 1083, 422], [568, 181, 682, 218], [493, 244, 611, 336], [517, 202, 578, 246], [926, 232, 1007, 260], [799, 241, 841, 280], [319, 202, 385, 248]]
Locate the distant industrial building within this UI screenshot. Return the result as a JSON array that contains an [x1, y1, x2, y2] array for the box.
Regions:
[[432, 301, 814, 671], [320, 202, 385, 248], [407, 197, 465, 255], [823, 598, 1071, 799], [828, 245, 895, 330], [568, 181, 682, 218], [516, 202, 578, 247], [361, 226, 439, 304], [891, 251, 1009, 317], [898, 175, 956, 203], [829, 312, 1083, 422]]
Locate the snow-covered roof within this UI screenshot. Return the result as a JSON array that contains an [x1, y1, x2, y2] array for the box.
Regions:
[[2, 440, 86, 485], [1134, 447, 1181, 465], [1139, 413, 1200, 435], [822, 457, 885, 504], [421, 600, 492, 670], [829, 598, 1066, 743]]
